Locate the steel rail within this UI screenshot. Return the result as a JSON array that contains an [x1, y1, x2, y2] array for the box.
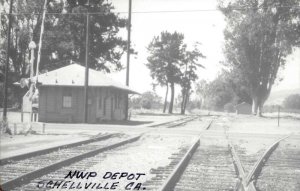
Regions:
[[205, 119, 214, 130], [0, 134, 114, 165], [1, 135, 141, 191], [158, 116, 213, 190], [228, 141, 257, 191], [158, 138, 200, 191], [245, 134, 291, 186], [225, 128, 256, 191], [227, 131, 291, 191], [155, 118, 232, 190], [148, 116, 194, 128], [167, 116, 198, 128]]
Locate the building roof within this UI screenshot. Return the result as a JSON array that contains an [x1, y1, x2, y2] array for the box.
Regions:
[[34, 63, 138, 94], [235, 102, 251, 107]]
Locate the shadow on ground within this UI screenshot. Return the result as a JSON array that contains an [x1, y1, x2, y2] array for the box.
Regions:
[[98, 120, 153, 126], [133, 112, 183, 116]]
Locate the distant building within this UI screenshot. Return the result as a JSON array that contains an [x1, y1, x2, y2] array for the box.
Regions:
[[235, 102, 252, 115], [34, 63, 137, 123]]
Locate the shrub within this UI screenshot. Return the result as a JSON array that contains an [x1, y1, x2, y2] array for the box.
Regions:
[[283, 94, 300, 109], [224, 102, 235, 113]]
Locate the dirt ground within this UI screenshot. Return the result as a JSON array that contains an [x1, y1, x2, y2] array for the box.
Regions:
[[227, 113, 300, 135], [1, 112, 299, 160], [0, 113, 185, 159], [1, 112, 300, 191]]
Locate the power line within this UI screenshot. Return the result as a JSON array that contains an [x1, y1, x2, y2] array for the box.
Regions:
[[0, 5, 300, 16]]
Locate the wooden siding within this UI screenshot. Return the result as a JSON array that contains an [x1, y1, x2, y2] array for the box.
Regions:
[[38, 86, 127, 123], [235, 103, 252, 115]]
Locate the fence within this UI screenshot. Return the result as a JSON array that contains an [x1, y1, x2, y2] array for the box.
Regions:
[[0, 111, 44, 135]]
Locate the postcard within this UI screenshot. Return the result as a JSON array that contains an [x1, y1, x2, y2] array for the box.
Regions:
[[1, 0, 300, 191]]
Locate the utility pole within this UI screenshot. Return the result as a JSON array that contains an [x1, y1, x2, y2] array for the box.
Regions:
[[277, 105, 280, 127], [83, 0, 90, 123], [29, 41, 36, 79], [125, 0, 132, 120], [2, 0, 13, 128], [28, 41, 36, 122], [35, 0, 47, 83]]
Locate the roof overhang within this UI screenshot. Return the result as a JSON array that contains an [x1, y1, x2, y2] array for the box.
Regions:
[[39, 84, 140, 94]]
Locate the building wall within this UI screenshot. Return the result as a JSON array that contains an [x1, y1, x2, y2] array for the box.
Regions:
[[39, 86, 127, 123], [236, 103, 252, 115]]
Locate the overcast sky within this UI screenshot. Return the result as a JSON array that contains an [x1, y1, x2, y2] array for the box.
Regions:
[[107, 0, 300, 98], [108, 0, 226, 97], [3, 0, 298, 97]]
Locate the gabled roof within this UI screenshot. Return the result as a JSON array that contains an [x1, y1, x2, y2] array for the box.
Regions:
[[235, 102, 251, 107], [35, 63, 138, 94]]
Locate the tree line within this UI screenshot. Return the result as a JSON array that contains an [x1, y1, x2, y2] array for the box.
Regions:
[[0, 0, 128, 107], [1, 0, 300, 117], [145, 0, 300, 116], [146, 31, 205, 115], [218, 0, 300, 116]]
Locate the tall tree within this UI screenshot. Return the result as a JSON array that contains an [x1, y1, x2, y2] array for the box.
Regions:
[[196, 74, 235, 110], [179, 44, 205, 114], [41, 0, 128, 72], [223, 68, 252, 104], [195, 70, 251, 111], [146, 31, 185, 114], [0, 0, 128, 107], [219, 0, 300, 116]]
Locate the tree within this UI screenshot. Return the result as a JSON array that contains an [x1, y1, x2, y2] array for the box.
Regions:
[[140, 91, 162, 109], [283, 94, 300, 109], [221, 68, 252, 104], [0, 0, 51, 107], [203, 76, 234, 110], [195, 71, 247, 111], [129, 96, 142, 109], [195, 79, 209, 106], [129, 91, 162, 110], [224, 102, 235, 112], [195, 69, 252, 111], [0, 0, 128, 107], [179, 44, 205, 114], [219, 0, 300, 116], [41, 0, 128, 72], [146, 31, 185, 114]]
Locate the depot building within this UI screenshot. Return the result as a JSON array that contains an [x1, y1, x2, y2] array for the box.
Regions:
[[35, 63, 137, 123]]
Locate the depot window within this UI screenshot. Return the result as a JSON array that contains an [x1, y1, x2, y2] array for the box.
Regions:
[[63, 91, 72, 108]]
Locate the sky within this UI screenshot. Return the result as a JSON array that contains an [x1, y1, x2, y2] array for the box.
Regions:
[[107, 0, 227, 98], [107, 0, 300, 98], [274, 49, 300, 91], [3, 0, 298, 97]]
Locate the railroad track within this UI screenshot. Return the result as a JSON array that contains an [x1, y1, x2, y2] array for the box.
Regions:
[[0, 115, 206, 191], [142, 138, 200, 191], [142, 120, 239, 191], [149, 116, 199, 128], [228, 132, 300, 191], [142, 136, 238, 191], [3, 116, 297, 191], [174, 139, 237, 191], [0, 134, 141, 191], [142, 119, 300, 191], [0, 133, 113, 165], [255, 136, 300, 191]]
